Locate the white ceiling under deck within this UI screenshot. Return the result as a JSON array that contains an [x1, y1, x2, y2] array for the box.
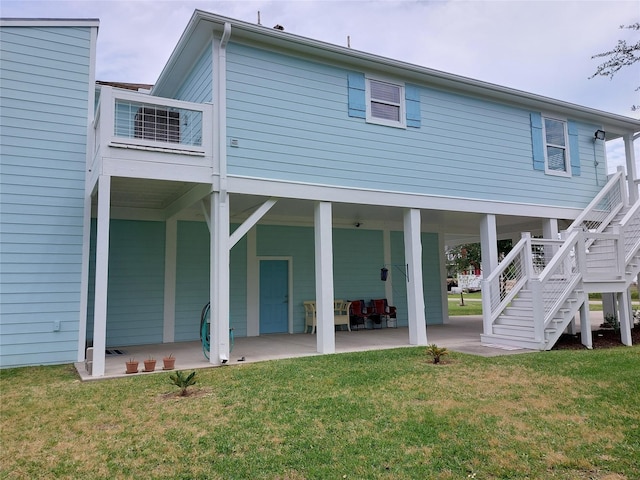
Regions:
[[96, 177, 569, 245]]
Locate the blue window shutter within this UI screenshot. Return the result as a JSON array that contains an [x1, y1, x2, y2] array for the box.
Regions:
[[347, 72, 366, 118], [530, 112, 545, 171], [567, 120, 581, 176], [405, 84, 421, 128]]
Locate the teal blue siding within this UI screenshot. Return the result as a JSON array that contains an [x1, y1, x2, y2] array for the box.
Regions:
[[226, 42, 602, 209], [87, 220, 165, 346], [175, 221, 209, 342], [0, 25, 93, 367], [390, 231, 443, 326], [230, 233, 248, 337], [422, 233, 443, 324], [174, 44, 213, 103], [333, 229, 387, 302], [173, 221, 247, 341]]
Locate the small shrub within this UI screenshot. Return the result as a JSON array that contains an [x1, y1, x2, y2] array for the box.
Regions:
[[603, 314, 620, 332], [426, 344, 449, 364], [169, 370, 197, 396]]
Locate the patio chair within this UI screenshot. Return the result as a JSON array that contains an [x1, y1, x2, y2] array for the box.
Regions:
[[303, 301, 317, 334], [334, 300, 352, 331], [349, 299, 370, 330], [371, 299, 397, 328]]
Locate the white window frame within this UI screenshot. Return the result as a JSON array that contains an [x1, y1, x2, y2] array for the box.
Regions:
[[365, 76, 406, 128], [542, 115, 571, 178]]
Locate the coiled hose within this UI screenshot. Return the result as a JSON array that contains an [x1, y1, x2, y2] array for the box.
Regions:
[[200, 302, 234, 359]]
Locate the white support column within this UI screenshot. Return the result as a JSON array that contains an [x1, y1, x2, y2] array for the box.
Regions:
[[314, 201, 335, 354], [210, 192, 230, 365], [480, 214, 498, 276], [383, 228, 393, 305], [579, 302, 592, 349], [404, 208, 427, 345], [163, 217, 177, 343], [76, 190, 92, 362], [91, 175, 111, 377], [618, 291, 632, 346], [542, 218, 558, 240], [623, 133, 638, 204]]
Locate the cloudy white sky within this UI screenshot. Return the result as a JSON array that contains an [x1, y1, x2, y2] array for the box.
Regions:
[[2, 0, 639, 172]]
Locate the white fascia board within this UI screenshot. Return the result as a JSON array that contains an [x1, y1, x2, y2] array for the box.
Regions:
[[227, 175, 583, 220], [0, 18, 99, 27]]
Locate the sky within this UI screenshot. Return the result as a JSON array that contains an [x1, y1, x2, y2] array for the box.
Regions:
[[2, 0, 639, 172]]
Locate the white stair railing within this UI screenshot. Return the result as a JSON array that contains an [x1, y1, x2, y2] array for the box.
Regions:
[[532, 229, 585, 341], [619, 199, 640, 265], [481, 235, 530, 334], [567, 170, 625, 234]]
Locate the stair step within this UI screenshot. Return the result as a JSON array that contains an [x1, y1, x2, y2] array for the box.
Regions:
[[480, 333, 545, 350], [493, 324, 556, 339], [496, 315, 533, 327], [502, 306, 533, 316]]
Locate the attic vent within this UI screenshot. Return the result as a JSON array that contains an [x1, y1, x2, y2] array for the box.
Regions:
[[134, 107, 180, 143], [273, 24, 284, 31]]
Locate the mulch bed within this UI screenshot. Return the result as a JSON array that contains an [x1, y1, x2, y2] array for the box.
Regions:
[[553, 324, 640, 350]]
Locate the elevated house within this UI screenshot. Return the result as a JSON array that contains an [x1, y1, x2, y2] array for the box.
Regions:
[[1, 11, 638, 377]]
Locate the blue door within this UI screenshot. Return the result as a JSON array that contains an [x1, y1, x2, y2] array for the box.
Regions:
[[260, 260, 289, 334]]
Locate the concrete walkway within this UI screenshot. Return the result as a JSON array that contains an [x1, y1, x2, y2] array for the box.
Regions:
[[75, 312, 607, 381]]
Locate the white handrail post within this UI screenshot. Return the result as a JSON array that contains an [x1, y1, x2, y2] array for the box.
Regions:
[[612, 226, 625, 278], [575, 230, 587, 282], [522, 232, 534, 279], [531, 279, 544, 342], [481, 278, 492, 335]]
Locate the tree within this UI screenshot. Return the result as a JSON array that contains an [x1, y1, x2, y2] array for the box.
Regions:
[[590, 23, 640, 111], [445, 240, 513, 278]]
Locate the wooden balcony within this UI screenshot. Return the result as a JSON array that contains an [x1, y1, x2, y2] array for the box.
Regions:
[[91, 86, 214, 186]]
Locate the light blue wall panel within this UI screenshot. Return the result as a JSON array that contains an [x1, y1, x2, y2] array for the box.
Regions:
[[257, 225, 315, 332], [422, 233, 443, 325], [173, 221, 247, 342], [230, 233, 248, 337], [332, 229, 387, 304], [175, 221, 210, 342], [0, 25, 93, 367], [226, 42, 602, 209], [390, 231, 443, 327], [87, 220, 165, 347], [174, 43, 213, 103]]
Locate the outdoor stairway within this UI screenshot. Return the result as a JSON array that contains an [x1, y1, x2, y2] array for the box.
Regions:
[[481, 171, 640, 351]]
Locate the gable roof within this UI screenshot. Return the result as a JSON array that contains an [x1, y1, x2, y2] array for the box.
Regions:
[[153, 10, 639, 139]]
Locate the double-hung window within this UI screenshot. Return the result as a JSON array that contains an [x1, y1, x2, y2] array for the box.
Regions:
[[543, 117, 569, 176], [366, 77, 406, 128]]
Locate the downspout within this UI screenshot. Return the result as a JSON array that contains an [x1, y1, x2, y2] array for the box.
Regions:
[[217, 22, 231, 196], [210, 22, 232, 365]]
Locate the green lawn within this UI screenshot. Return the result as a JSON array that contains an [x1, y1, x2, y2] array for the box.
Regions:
[[2, 347, 639, 479]]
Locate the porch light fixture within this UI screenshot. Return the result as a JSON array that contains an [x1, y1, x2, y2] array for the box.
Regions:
[[594, 129, 606, 141]]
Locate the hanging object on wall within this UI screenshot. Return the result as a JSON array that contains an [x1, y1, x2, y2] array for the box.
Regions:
[[380, 267, 389, 281]]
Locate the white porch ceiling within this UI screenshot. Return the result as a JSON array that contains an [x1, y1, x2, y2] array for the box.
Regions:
[[97, 177, 569, 243]]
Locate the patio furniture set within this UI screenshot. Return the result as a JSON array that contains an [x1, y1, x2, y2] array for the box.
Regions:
[[303, 299, 397, 334]]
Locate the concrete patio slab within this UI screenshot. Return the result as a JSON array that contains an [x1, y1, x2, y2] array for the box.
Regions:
[[75, 312, 607, 381]]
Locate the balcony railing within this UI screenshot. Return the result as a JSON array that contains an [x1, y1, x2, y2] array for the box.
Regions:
[[93, 86, 212, 161]]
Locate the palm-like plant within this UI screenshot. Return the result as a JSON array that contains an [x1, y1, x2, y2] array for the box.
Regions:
[[169, 370, 197, 396], [426, 344, 449, 364]]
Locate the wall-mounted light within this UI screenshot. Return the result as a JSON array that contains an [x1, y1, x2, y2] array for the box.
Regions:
[[594, 129, 606, 141]]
